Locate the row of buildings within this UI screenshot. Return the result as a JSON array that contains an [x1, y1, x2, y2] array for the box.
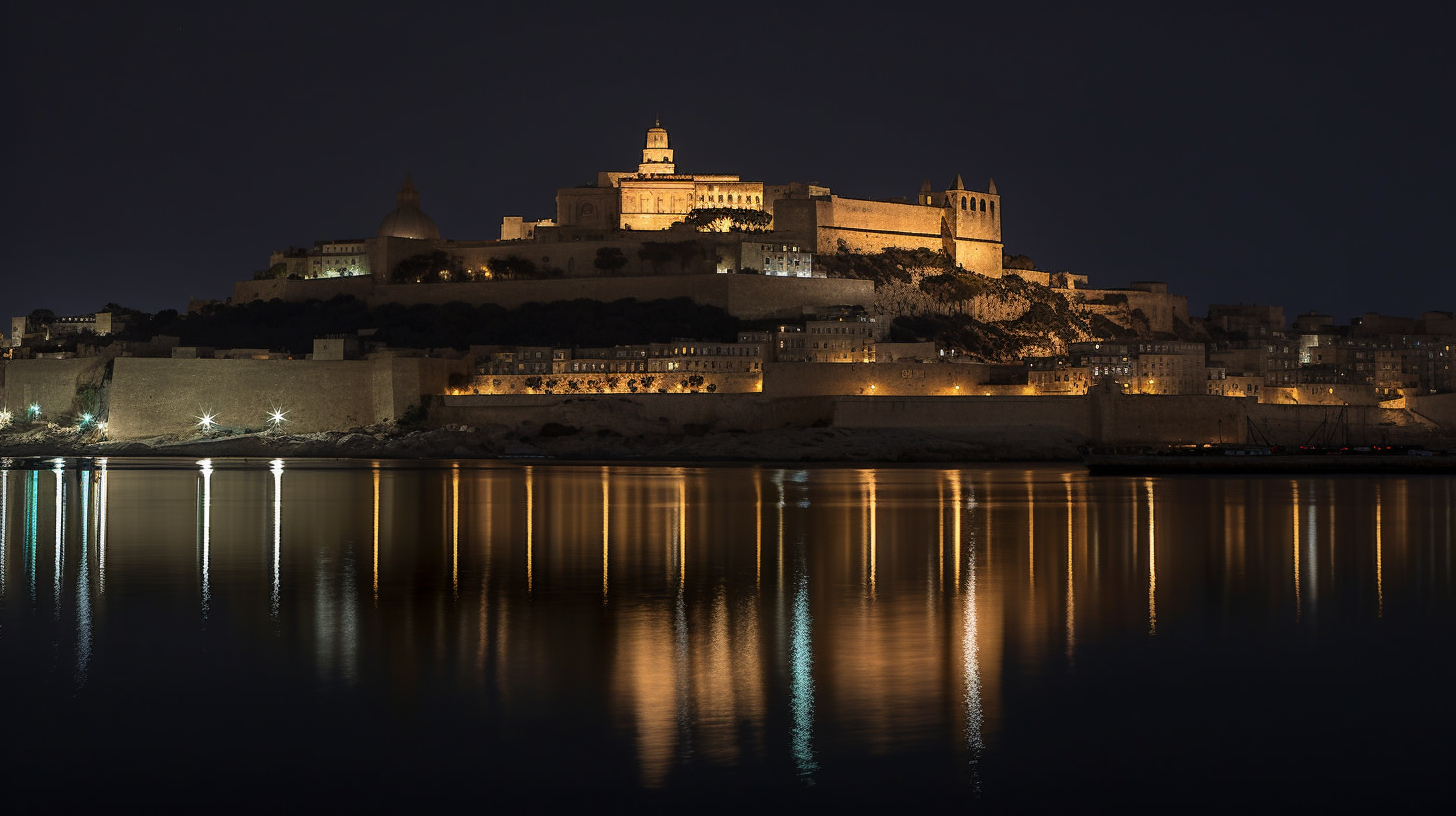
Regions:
[[1028, 308, 1455, 401]]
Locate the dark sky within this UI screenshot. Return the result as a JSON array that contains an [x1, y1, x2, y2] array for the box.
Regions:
[[6, 5, 1453, 324]]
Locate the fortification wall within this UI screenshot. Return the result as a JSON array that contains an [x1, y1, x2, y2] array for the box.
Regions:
[[1408, 392, 1456, 431], [234, 275, 376, 304], [1263, 385, 1383, 407], [461, 372, 761, 395], [433, 393, 834, 434], [105, 357, 459, 437], [3, 358, 109, 420], [234, 274, 872, 320], [833, 395, 1094, 438], [764, 362, 1024, 398]]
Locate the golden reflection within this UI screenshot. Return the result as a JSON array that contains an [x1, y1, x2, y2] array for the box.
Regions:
[[452, 464, 460, 598], [1027, 476, 1035, 594], [938, 475, 946, 588], [950, 470, 962, 590], [1292, 481, 1301, 621], [754, 474, 762, 589], [1375, 483, 1383, 617], [526, 465, 534, 592], [372, 465, 380, 599], [1065, 474, 1075, 662], [1146, 477, 1156, 636], [676, 472, 686, 589], [602, 466, 610, 602], [865, 469, 877, 598]]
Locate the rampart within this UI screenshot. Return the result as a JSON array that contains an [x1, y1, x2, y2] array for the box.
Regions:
[[105, 357, 465, 437], [433, 393, 834, 434], [764, 362, 1029, 398], [461, 372, 761, 395], [2, 358, 110, 419], [233, 274, 873, 320]]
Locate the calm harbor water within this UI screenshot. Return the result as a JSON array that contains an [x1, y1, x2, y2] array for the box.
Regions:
[[0, 458, 1452, 807]]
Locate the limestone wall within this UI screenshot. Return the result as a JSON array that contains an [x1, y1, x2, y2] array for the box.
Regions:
[[3, 358, 109, 420], [1408, 392, 1456, 431], [764, 362, 1026, 398], [433, 393, 834, 434], [105, 357, 463, 437], [833, 395, 1094, 438], [460, 372, 761, 395]]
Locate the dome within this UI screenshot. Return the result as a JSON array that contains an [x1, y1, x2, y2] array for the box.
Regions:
[[376, 174, 441, 240]]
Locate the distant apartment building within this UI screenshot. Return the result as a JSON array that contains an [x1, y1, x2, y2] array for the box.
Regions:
[[805, 315, 876, 363]]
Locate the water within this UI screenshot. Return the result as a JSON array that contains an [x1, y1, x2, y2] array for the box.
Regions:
[[0, 458, 1452, 807]]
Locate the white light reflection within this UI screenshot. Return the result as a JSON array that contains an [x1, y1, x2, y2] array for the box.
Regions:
[[961, 478, 984, 793], [1, 466, 7, 600], [198, 459, 213, 620], [271, 459, 283, 622], [76, 468, 92, 686], [53, 459, 64, 620], [97, 459, 107, 593], [790, 554, 818, 778], [26, 471, 38, 603]]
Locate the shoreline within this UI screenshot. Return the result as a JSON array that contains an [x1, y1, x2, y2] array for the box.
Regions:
[[0, 424, 1088, 464]]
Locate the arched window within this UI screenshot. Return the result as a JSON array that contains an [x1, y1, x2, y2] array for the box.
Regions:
[[960, 197, 967, 210], [980, 199, 986, 212], [580, 203, 596, 219], [990, 201, 995, 217]]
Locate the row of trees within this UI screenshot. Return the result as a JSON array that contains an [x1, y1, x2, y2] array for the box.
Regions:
[[122, 295, 742, 354]]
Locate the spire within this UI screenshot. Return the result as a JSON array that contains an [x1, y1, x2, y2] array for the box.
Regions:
[[988, 177, 998, 195], [951, 174, 966, 191], [397, 173, 420, 209]]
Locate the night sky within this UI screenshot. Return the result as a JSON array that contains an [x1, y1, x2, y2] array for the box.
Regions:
[[7, 5, 1453, 324]]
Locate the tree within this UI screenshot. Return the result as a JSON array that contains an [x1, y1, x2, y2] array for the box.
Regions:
[[683, 207, 772, 232], [391, 251, 456, 283], [486, 255, 538, 280], [1002, 253, 1037, 271], [593, 247, 629, 276]]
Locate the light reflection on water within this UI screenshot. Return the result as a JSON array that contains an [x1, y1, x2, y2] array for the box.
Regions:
[[0, 458, 1452, 806]]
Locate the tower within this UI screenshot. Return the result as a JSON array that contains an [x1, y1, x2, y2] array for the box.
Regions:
[[638, 120, 676, 175]]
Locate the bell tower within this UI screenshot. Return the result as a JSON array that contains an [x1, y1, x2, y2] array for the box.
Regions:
[[638, 120, 676, 175]]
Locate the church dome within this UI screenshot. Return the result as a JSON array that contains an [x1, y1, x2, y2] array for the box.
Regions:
[[376, 174, 441, 240]]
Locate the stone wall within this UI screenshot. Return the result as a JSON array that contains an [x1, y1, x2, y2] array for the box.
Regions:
[[834, 395, 1094, 438], [433, 393, 834, 434], [2, 357, 110, 420], [461, 371, 761, 396], [764, 362, 1027, 398], [105, 357, 466, 437]]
